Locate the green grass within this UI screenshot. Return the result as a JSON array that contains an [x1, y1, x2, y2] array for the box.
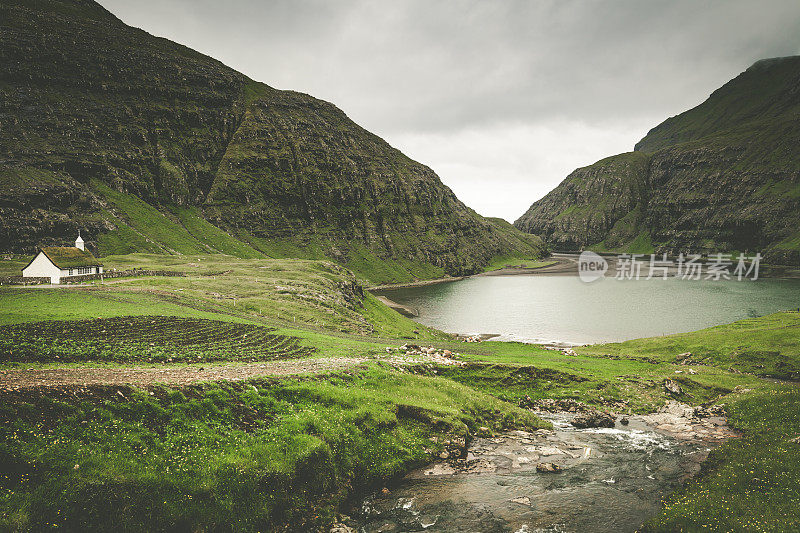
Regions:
[[433, 337, 758, 413], [774, 229, 800, 251], [232, 231, 328, 261], [2, 254, 800, 531], [0, 256, 30, 277], [579, 310, 800, 379], [644, 384, 800, 532], [93, 181, 208, 255], [0, 253, 446, 340], [220, 231, 449, 286], [624, 231, 655, 254], [358, 292, 445, 340], [343, 244, 447, 285], [97, 217, 165, 255], [0, 367, 547, 532], [171, 207, 265, 259], [0, 289, 241, 326]]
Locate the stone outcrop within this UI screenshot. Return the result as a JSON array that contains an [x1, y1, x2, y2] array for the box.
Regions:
[[571, 411, 616, 429], [663, 379, 684, 396]]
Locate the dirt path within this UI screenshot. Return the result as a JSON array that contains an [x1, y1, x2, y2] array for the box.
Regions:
[[0, 357, 369, 390]]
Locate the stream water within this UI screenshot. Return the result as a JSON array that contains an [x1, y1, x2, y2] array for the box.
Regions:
[[350, 412, 720, 533]]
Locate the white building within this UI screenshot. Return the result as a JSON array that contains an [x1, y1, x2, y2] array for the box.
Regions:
[[22, 234, 104, 284]]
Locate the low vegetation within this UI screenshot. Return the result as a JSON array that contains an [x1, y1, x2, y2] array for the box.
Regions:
[[0, 367, 547, 532], [0, 317, 315, 364], [644, 384, 800, 532], [579, 309, 800, 379], [481, 257, 556, 272], [0, 253, 448, 341]]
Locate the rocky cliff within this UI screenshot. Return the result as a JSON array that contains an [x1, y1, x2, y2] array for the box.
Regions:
[[515, 56, 800, 264], [0, 0, 543, 282]]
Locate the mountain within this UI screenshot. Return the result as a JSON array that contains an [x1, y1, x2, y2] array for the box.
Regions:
[[0, 0, 543, 283], [514, 56, 800, 264]]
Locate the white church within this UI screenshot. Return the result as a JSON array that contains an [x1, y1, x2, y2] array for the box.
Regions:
[[22, 234, 104, 284]]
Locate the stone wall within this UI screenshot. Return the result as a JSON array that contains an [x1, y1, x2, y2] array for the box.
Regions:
[[60, 270, 188, 284], [0, 276, 49, 286]]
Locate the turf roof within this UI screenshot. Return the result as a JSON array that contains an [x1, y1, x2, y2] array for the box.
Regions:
[[40, 247, 102, 269]]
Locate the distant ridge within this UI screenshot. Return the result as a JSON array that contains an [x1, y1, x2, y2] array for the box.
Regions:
[[515, 55, 800, 264]]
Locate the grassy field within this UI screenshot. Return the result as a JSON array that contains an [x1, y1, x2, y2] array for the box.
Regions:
[[579, 310, 800, 380], [643, 384, 800, 532], [0, 257, 798, 531], [0, 367, 547, 532], [0, 254, 447, 341], [0, 256, 30, 277]]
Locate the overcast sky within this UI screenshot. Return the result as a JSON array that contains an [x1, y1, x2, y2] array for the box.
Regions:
[[99, 0, 800, 221]]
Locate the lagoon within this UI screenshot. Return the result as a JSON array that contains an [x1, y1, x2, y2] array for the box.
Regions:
[[377, 275, 800, 344]]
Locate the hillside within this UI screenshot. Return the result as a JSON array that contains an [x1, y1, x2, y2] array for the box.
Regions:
[[0, 0, 543, 283], [515, 56, 800, 263]]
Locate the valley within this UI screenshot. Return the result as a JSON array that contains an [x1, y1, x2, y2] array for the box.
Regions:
[[1, 0, 799, 531]]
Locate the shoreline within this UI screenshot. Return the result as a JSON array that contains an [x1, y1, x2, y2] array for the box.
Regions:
[[368, 254, 800, 293], [367, 276, 465, 292], [367, 258, 569, 292], [373, 295, 419, 317]]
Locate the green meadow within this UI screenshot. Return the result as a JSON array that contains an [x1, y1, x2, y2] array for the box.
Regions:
[[0, 253, 798, 531]]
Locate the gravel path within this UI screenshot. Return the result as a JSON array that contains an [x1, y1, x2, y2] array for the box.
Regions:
[[0, 357, 369, 390]]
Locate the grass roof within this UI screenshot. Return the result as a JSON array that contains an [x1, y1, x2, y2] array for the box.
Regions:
[[41, 247, 102, 268]]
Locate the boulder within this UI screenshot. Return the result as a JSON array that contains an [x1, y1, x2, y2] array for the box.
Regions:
[[536, 462, 562, 473], [510, 496, 532, 506], [664, 379, 683, 395], [571, 411, 615, 429]]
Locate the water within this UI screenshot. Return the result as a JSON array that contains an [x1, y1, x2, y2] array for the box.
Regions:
[[376, 275, 800, 344], [352, 413, 714, 533]]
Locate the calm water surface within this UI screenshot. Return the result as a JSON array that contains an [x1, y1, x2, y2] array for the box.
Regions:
[[377, 275, 800, 344]]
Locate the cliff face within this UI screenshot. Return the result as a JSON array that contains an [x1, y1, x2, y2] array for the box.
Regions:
[[0, 0, 542, 279], [515, 56, 800, 263], [513, 152, 650, 251]]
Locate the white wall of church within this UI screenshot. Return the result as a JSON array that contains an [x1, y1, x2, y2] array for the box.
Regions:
[[22, 252, 62, 283]]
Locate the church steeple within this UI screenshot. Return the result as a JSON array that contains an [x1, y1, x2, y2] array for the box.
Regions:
[[75, 231, 84, 251]]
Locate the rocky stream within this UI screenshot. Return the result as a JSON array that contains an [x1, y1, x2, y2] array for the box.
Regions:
[[335, 402, 737, 533]]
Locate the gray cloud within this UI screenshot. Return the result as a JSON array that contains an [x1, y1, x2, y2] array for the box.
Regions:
[[98, 0, 800, 219]]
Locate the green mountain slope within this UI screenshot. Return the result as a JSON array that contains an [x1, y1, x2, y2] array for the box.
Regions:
[[515, 56, 800, 263], [0, 0, 543, 283]]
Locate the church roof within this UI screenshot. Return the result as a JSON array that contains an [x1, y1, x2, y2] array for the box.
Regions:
[[39, 247, 102, 269]]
